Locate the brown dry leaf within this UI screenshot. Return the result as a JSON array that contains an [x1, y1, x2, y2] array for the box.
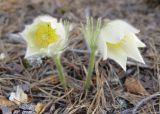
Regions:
[[35, 103, 45, 114], [124, 77, 150, 96], [0, 96, 14, 107], [115, 91, 143, 105]]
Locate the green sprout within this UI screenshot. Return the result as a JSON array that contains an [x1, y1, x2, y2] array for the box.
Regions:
[[82, 17, 102, 89]]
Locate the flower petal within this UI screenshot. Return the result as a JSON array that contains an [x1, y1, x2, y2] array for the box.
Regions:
[[25, 47, 47, 58], [100, 20, 139, 44], [121, 36, 145, 64], [48, 39, 66, 56], [132, 34, 146, 47], [107, 46, 127, 71], [52, 22, 66, 40], [100, 23, 125, 44], [97, 37, 108, 60], [35, 15, 57, 23]]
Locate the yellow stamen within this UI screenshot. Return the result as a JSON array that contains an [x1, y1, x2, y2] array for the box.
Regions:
[[107, 35, 128, 48], [34, 23, 59, 48]]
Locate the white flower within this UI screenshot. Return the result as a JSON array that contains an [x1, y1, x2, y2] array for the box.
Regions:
[[20, 15, 67, 58], [98, 20, 146, 71]]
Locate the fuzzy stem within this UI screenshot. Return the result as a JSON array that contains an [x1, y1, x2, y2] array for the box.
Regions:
[[84, 49, 96, 90], [54, 54, 67, 89]]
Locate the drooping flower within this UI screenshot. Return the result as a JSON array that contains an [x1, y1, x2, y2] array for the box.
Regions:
[[21, 15, 68, 58], [98, 20, 146, 71]]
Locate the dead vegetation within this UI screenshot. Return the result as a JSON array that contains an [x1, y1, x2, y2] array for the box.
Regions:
[[0, 0, 160, 114]]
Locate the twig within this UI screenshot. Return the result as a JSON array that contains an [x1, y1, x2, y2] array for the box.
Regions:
[[127, 61, 152, 69], [53, 88, 73, 103], [66, 48, 90, 53]]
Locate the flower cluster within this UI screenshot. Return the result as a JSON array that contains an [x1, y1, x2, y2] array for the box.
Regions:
[[21, 15, 146, 89]]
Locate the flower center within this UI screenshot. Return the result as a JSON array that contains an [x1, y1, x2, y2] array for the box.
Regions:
[[34, 23, 59, 48], [107, 36, 126, 48]]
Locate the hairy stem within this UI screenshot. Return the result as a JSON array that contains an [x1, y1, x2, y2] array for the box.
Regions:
[[84, 49, 96, 90], [54, 54, 67, 89]]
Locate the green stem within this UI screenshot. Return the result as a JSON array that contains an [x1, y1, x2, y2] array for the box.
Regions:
[[84, 49, 96, 90], [54, 54, 67, 89]]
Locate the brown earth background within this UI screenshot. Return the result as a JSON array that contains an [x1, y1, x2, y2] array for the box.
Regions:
[[0, 0, 160, 114]]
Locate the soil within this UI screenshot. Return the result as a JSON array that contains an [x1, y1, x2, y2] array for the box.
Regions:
[[0, 0, 160, 114]]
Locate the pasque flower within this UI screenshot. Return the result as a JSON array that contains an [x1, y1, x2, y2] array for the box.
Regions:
[[21, 15, 69, 88], [21, 15, 67, 58], [98, 20, 146, 71]]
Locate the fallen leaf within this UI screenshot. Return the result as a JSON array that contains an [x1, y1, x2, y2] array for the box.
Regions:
[[9, 86, 28, 105], [115, 90, 143, 105], [35, 103, 45, 114], [0, 96, 14, 106], [124, 77, 149, 96]]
